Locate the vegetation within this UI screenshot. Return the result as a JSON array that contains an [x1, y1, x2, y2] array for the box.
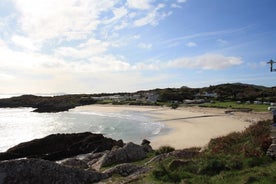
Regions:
[[150, 120, 275, 183], [101, 120, 275, 183], [155, 145, 175, 155], [1, 83, 275, 112], [200, 101, 270, 112]]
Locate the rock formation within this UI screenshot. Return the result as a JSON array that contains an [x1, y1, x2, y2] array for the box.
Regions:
[[0, 159, 106, 184], [0, 132, 124, 161], [91, 142, 150, 170]]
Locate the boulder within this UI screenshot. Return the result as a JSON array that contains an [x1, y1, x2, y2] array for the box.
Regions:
[[92, 142, 147, 170], [59, 158, 88, 170], [141, 139, 153, 152], [267, 144, 276, 158], [0, 132, 124, 161], [0, 159, 107, 184], [103, 163, 143, 177]]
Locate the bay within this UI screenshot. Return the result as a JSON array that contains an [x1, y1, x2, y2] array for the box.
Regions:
[[0, 107, 166, 152]]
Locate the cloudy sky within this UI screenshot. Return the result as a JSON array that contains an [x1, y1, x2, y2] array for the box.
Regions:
[[0, 0, 275, 94]]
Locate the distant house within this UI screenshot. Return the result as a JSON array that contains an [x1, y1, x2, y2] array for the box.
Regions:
[[184, 99, 205, 104], [145, 93, 158, 103], [195, 92, 218, 98]]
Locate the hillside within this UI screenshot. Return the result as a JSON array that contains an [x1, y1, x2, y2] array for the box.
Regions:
[[0, 83, 275, 112]]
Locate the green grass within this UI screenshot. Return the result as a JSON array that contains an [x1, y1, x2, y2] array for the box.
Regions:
[[150, 120, 275, 184], [200, 101, 270, 112], [100, 120, 275, 184]]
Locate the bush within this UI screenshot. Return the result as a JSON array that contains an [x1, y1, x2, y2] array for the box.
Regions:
[[152, 163, 181, 183], [197, 157, 227, 176], [155, 145, 175, 155]]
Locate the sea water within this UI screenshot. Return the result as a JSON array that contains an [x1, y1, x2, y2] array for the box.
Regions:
[[0, 106, 166, 152]]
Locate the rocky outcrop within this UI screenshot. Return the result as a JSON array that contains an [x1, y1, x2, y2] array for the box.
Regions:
[[0, 132, 124, 161], [146, 148, 200, 165], [0, 94, 97, 113], [91, 142, 150, 170], [0, 159, 107, 184], [0, 137, 154, 183], [103, 163, 144, 177], [267, 135, 276, 158]]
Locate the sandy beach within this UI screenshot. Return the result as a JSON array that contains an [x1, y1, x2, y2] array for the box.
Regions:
[[74, 105, 272, 149]]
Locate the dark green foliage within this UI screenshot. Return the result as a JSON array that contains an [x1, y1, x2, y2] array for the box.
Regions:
[[170, 103, 179, 109], [197, 157, 227, 176], [155, 145, 175, 155], [152, 163, 181, 183]]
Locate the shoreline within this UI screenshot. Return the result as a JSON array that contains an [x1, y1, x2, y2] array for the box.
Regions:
[[73, 104, 272, 149]]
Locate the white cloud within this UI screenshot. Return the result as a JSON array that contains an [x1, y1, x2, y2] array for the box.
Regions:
[[127, 0, 153, 10], [177, 0, 187, 3], [134, 4, 172, 27], [104, 7, 128, 25], [168, 53, 243, 70], [12, 0, 116, 43], [171, 4, 182, 8], [186, 42, 197, 47], [55, 38, 109, 59], [11, 35, 38, 51], [138, 42, 152, 49], [217, 39, 228, 44]]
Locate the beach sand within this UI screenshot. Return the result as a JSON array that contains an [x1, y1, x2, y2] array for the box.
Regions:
[[74, 105, 272, 149]]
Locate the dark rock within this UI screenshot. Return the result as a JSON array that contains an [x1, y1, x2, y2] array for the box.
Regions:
[[145, 148, 199, 165], [81, 151, 108, 163], [33, 104, 75, 113], [141, 139, 153, 152], [59, 158, 89, 170], [103, 163, 143, 177], [0, 94, 97, 113], [141, 139, 150, 145], [0, 132, 124, 161], [0, 158, 107, 184], [92, 142, 147, 170], [167, 148, 200, 159], [267, 144, 276, 158]]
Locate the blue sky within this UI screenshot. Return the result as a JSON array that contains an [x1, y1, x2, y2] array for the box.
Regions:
[[0, 0, 275, 94]]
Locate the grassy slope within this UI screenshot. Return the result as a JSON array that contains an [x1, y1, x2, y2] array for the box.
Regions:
[[148, 120, 275, 184], [103, 120, 275, 183]]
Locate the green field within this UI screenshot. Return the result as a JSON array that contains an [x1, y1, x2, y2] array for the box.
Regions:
[[200, 101, 270, 112]]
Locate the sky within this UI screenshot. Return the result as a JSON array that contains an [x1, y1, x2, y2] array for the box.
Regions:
[[0, 0, 276, 94]]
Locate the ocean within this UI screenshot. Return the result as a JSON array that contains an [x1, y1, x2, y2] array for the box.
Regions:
[[0, 102, 167, 152]]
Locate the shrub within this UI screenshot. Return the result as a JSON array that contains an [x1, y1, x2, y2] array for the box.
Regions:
[[152, 163, 181, 183], [155, 145, 175, 155], [197, 157, 227, 176]]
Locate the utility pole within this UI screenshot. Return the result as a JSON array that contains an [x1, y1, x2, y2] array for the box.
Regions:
[[267, 59, 276, 72], [267, 60, 276, 124]]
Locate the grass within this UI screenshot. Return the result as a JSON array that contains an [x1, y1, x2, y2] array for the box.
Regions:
[[155, 145, 175, 155], [150, 120, 275, 184], [200, 101, 270, 112], [100, 120, 275, 184]]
